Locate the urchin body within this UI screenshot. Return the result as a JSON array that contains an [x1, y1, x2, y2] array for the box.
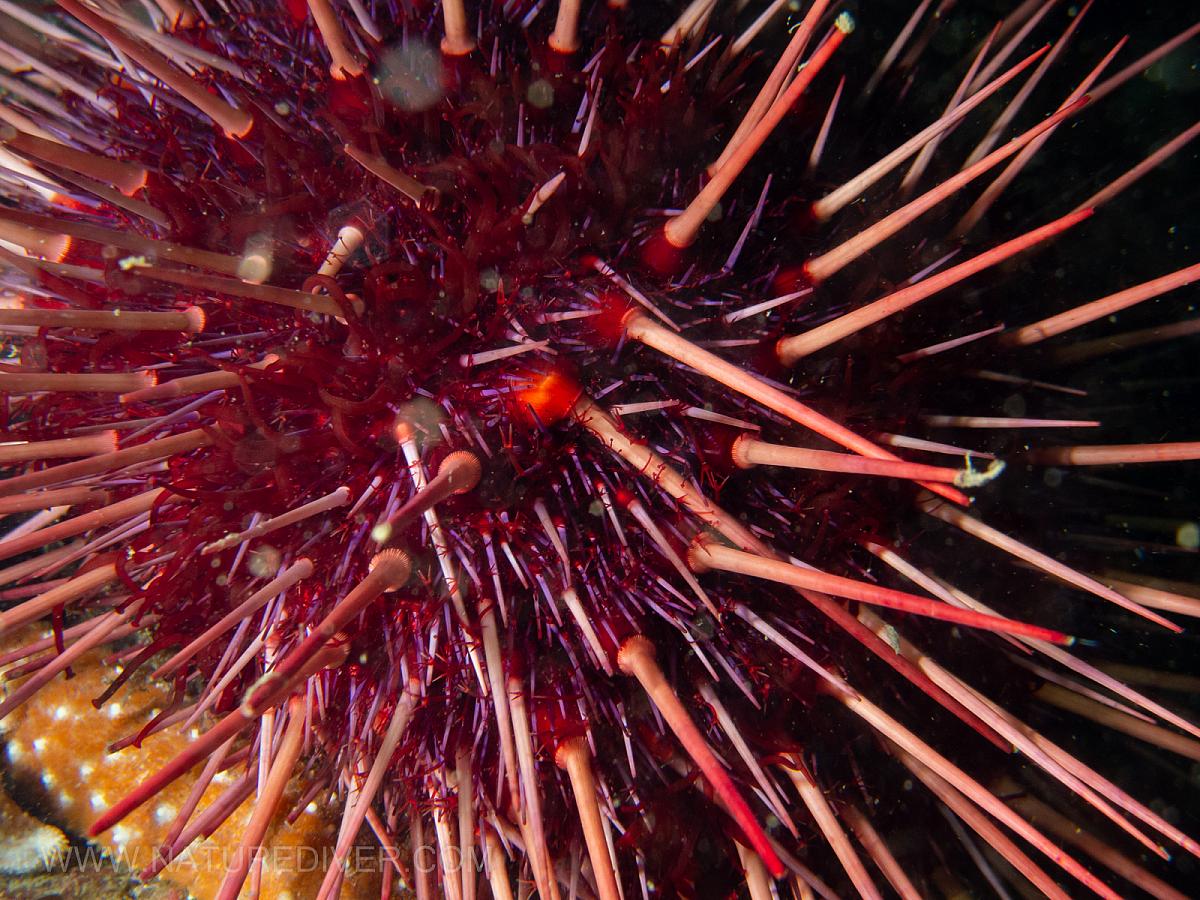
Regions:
[[0, 2, 1197, 898]]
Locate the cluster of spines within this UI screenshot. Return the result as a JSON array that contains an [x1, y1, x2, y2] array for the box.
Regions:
[[0, 1, 1196, 899]]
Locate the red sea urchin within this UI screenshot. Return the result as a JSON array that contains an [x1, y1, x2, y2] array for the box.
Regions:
[[0, 0, 1198, 897]]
